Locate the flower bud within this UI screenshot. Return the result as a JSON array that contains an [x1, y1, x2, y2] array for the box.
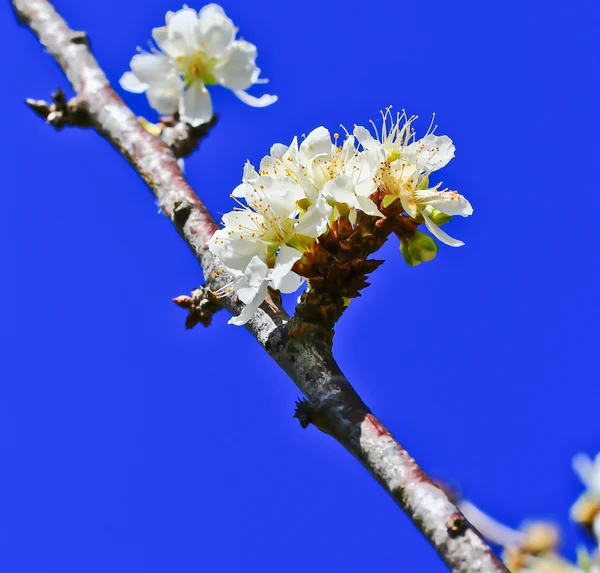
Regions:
[[400, 239, 421, 266], [407, 230, 438, 263], [428, 208, 452, 226]]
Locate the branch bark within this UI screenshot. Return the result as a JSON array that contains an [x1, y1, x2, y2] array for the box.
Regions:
[[12, 1, 508, 571]]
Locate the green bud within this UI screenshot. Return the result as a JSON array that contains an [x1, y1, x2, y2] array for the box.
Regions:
[[400, 239, 421, 266], [407, 230, 438, 263], [428, 207, 452, 226]]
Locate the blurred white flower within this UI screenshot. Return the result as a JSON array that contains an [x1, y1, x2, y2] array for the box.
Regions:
[[573, 453, 600, 497], [120, 4, 277, 126], [571, 452, 600, 541]]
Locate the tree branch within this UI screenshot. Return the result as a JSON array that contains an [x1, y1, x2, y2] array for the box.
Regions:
[[12, 1, 507, 571]]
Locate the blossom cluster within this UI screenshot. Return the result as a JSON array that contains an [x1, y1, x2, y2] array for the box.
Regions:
[[208, 108, 473, 325], [120, 4, 277, 126], [459, 451, 600, 573]]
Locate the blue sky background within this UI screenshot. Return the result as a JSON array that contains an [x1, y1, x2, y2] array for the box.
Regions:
[[2, 0, 599, 571]]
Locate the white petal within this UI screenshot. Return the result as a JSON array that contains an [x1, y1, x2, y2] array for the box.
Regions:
[[415, 189, 473, 217], [349, 154, 378, 197], [399, 188, 417, 219], [130, 53, 175, 83], [214, 41, 258, 90], [167, 7, 199, 51], [233, 90, 278, 108], [229, 282, 268, 325], [573, 454, 595, 489], [198, 3, 226, 18], [422, 210, 464, 247], [295, 195, 332, 238], [236, 256, 269, 304], [591, 453, 600, 494], [152, 26, 185, 59], [221, 210, 263, 233], [119, 72, 148, 94], [284, 137, 299, 163], [406, 134, 455, 173], [300, 127, 333, 162], [179, 82, 213, 127], [242, 160, 259, 183], [593, 514, 600, 541], [253, 177, 304, 218], [322, 175, 361, 210], [232, 162, 258, 197], [231, 182, 253, 200], [235, 285, 257, 305], [353, 125, 380, 152], [357, 195, 383, 217], [244, 256, 270, 287], [259, 154, 279, 176], [269, 143, 288, 159], [271, 245, 303, 292], [212, 238, 264, 271], [196, 4, 235, 57], [146, 76, 183, 115], [273, 270, 302, 294]]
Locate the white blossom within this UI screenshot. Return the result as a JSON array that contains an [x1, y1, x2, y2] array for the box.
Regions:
[[212, 256, 271, 326], [355, 108, 472, 246], [572, 452, 600, 541], [120, 4, 277, 126], [207, 160, 332, 324], [259, 127, 382, 221]]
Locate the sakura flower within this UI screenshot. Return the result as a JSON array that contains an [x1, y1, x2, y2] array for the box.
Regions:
[[571, 452, 600, 541], [259, 127, 382, 221], [208, 161, 332, 314], [120, 4, 277, 127], [212, 256, 271, 326], [354, 108, 472, 247]]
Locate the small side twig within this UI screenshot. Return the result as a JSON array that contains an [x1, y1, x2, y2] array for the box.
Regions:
[[173, 286, 224, 328], [25, 88, 92, 130], [159, 114, 218, 159]]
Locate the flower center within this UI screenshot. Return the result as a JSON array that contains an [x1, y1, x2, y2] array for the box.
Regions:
[[176, 51, 217, 87]]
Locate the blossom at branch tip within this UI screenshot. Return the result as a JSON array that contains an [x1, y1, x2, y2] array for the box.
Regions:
[[208, 110, 474, 326], [355, 107, 473, 247], [120, 4, 277, 126]]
